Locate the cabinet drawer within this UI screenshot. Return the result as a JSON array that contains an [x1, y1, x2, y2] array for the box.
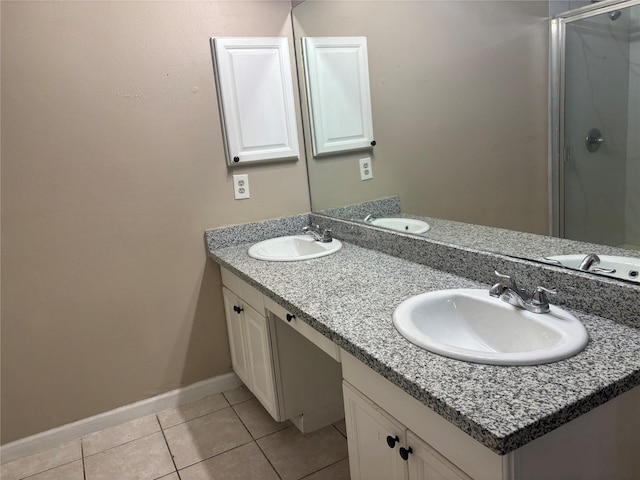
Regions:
[[221, 267, 264, 313], [264, 296, 340, 362]]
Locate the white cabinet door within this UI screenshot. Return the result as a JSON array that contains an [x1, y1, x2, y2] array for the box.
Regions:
[[244, 305, 279, 419], [212, 37, 299, 165], [222, 287, 250, 386], [406, 431, 472, 480], [222, 284, 279, 419], [303, 37, 375, 156], [343, 381, 407, 480]]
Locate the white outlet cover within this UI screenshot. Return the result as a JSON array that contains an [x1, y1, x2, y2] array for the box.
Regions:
[[359, 157, 373, 180], [233, 174, 250, 199]]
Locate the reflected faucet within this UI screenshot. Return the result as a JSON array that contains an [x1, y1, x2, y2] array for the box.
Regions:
[[363, 214, 375, 222], [489, 271, 556, 314], [578, 254, 600, 271]]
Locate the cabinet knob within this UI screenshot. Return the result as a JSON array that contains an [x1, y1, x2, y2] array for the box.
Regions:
[[233, 156, 240, 163], [399, 446, 413, 460], [233, 305, 244, 314], [386, 435, 399, 448], [370, 140, 376, 146], [286, 313, 295, 322]]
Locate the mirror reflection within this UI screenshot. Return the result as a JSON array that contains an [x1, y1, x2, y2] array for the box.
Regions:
[[292, 0, 640, 282]]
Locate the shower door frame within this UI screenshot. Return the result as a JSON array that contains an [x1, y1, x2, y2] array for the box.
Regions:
[[549, 0, 640, 238]]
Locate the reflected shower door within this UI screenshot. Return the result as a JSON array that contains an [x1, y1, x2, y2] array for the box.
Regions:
[[561, 2, 639, 249]]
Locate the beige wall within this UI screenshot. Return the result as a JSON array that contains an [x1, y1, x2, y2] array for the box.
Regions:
[[296, 1, 550, 234], [1, 1, 310, 443]]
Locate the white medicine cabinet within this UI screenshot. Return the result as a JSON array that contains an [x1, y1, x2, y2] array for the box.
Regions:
[[211, 37, 300, 166], [302, 37, 375, 156]]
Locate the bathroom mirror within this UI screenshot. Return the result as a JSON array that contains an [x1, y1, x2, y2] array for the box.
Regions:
[[292, 0, 640, 281]]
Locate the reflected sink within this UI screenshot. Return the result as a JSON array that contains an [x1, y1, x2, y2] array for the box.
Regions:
[[393, 289, 588, 365], [248, 235, 342, 261], [370, 217, 430, 234], [543, 254, 640, 283]]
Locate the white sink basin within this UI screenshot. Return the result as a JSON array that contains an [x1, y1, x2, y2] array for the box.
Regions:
[[393, 289, 588, 365], [370, 217, 430, 234], [248, 235, 342, 261], [543, 254, 640, 283]]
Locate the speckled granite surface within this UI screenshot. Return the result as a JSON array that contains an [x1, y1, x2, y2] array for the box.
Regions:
[[205, 214, 310, 250], [322, 198, 640, 262], [311, 214, 640, 327], [319, 196, 401, 221], [206, 238, 640, 455]]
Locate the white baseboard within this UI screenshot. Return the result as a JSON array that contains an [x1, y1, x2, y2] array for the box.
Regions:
[[0, 372, 242, 464]]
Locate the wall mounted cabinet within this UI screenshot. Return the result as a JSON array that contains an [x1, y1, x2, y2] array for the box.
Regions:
[[211, 37, 300, 166], [302, 37, 375, 156]]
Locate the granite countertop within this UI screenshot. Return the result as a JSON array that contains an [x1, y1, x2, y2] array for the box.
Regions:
[[207, 239, 640, 455]]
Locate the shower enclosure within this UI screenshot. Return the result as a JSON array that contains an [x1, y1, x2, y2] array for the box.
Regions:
[[551, 0, 640, 250]]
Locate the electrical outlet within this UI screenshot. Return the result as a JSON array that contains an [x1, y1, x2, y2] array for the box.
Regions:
[[233, 174, 250, 199], [359, 157, 373, 181]]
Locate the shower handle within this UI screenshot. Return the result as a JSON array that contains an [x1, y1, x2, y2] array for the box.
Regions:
[[585, 128, 605, 153]]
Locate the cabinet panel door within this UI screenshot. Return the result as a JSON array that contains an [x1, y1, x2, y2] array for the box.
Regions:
[[406, 431, 472, 480], [244, 305, 279, 419], [212, 37, 299, 165], [222, 287, 250, 385], [303, 37, 374, 156], [343, 382, 407, 480]]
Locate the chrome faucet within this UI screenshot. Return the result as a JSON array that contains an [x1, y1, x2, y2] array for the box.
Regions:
[[577, 253, 616, 274], [578, 254, 600, 271], [303, 224, 333, 243], [489, 271, 556, 314]]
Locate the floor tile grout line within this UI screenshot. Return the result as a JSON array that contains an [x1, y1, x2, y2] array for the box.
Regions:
[[227, 403, 256, 441], [159, 402, 233, 431], [173, 439, 257, 473], [332, 423, 347, 439], [229, 403, 290, 441], [224, 395, 256, 408], [15, 456, 84, 480], [156, 415, 181, 480], [254, 439, 284, 480], [222, 386, 255, 407], [82, 429, 160, 459], [224, 403, 285, 475], [81, 441, 87, 480], [296, 456, 349, 480]]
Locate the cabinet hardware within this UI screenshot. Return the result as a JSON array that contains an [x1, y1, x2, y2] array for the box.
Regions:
[[399, 446, 413, 460], [233, 305, 244, 314], [386, 435, 399, 448], [286, 313, 296, 322]]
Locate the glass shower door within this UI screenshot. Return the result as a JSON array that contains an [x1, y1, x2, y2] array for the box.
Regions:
[[559, 2, 639, 250]]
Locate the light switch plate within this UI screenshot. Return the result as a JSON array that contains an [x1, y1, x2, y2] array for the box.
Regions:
[[233, 174, 250, 199], [359, 157, 373, 180]]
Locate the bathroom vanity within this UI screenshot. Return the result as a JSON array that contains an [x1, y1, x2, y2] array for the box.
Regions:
[[206, 216, 640, 480]]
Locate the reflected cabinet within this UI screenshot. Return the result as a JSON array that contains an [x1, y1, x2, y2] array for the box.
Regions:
[[302, 37, 375, 156]]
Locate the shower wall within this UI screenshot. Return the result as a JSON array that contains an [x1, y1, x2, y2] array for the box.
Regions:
[[563, 9, 630, 246], [625, 7, 640, 248]]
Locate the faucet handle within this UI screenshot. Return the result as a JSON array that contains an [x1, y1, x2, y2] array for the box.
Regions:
[[535, 286, 557, 295], [531, 286, 557, 308], [494, 271, 518, 289]]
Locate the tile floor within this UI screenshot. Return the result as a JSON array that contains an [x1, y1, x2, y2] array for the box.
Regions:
[[1, 385, 350, 480]]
